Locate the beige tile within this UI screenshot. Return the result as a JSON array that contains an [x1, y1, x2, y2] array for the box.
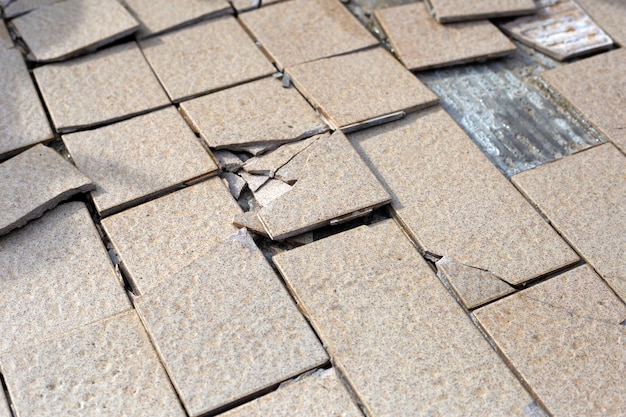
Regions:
[[134, 230, 327, 416], [101, 177, 242, 295], [273, 220, 537, 416], [239, 0, 378, 70], [286, 47, 438, 130], [239, 170, 270, 192], [475, 265, 626, 416], [233, 211, 267, 236], [540, 48, 626, 153], [3, 0, 63, 19], [0, 144, 94, 236], [34, 42, 169, 132], [243, 135, 318, 177], [221, 172, 246, 199], [12, 0, 139, 62], [62, 107, 217, 216], [253, 178, 292, 207], [0, 20, 12, 48], [349, 108, 579, 290], [0, 310, 186, 417], [512, 143, 626, 302], [375, 3, 515, 71], [140, 17, 274, 102], [576, 0, 626, 46], [426, 0, 537, 22], [0, 202, 130, 354], [0, 48, 53, 157], [0, 390, 10, 417]]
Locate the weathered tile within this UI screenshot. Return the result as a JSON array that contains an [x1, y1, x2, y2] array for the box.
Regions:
[[221, 172, 246, 199], [426, 0, 537, 22], [3, 0, 62, 18], [0, 390, 10, 417], [239, 0, 378, 70], [576, 0, 626, 46], [273, 220, 537, 416], [34, 42, 169, 132], [475, 265, 626, 416], [0, 144, 94, 236], [12, 0, 139, 62], [62, 107, 217, 216], [101, 178, 242, 295], [253, 179, 292, 207], [243, 135, 318, 177], [0, 202, 130, 354], [286, 47, 439, 130], [134, 230, 327, 416], [0, 310, 186, 417], [512, 143, 626, 302], [0, 20, 12, 48], [214, 150, 244, 172], [140, 17, 274, 102], [239, 170, 270, 192], [375, 3, 515, 71], [540, 48, 626, 153], [349, 108, 579, 291]]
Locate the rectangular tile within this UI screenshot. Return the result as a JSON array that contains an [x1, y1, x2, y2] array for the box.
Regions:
[[576, 0, 626, 46], [426, 0, 537, 22]]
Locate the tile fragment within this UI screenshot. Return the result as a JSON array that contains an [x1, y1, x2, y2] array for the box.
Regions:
[[576, 0, 626, 46], [221, 172, 246, 199], [239, 171, 270, 192], [233, 211, 267, 236], [214, 150, 244, 172], [426, 0, 537, 22], [243, 135, 318, 177], [253, 179, 292, 207]]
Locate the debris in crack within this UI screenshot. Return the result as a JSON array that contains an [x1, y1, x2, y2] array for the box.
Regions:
[[221, 172, 246, 200]]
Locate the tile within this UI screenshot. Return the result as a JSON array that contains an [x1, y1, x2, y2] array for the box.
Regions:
[[576, 0, 626, 46], [426, 0, 537, 22], [0, 202, 130, 354], [349, 107, 579, 290], [0, 20, 12, 48], [286, 47, 439, 130], [62, 107, 217, 216], [540, 48, 626, 153], [34, 42, 169, 133], [233, 211, 267, 236], [512, 143, 626, 302], [140, 17, 274, 102], [475, 265, 626, 416], [0, 390, 10, 417], [239, 170, 270, 192], [253, 178, 292, 207], [0, 310, 186, 417], [0, 47, 53, 157], [0, 144, 94, 236], [214, 150, 244, 172], [239, 0, 378, 70], [180, 77, 326, 149], [12, 0, 139, 62], [230, 0, 260, 12], [101, 177, 242, 295], [273, 220, 537, 416], [4, 0, 63, 18], [375, 3, 515, 71], [134, 230, 328, 416], [243, 135, 318, 177], [221, 172, 246, 199]]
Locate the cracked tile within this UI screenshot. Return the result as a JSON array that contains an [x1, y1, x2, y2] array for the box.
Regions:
[[576, 0, 626, 46], [233, 211, 267, 236], [253, 178, 292, 207], [214, 150, 244, 172], [243, 135, 318, 177], [425, 0, 536, 23], [221, 172, 246, 199], [239, 170, 270, 192]]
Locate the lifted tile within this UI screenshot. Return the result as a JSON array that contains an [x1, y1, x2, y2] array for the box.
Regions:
[[576, 0, 626, 46], [0, 311, 186, 417], [426, 0, 537, 22], [475, 265, 626, 416], [239, 170, 270, 192]]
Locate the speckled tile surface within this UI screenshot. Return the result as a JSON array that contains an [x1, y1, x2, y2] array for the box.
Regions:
[[576, 0, 626, 46], [0, 20, 11, 48], [0, 390, 10, 417], [3, 0, 62, 19], [426, 0, 537, 22], [243, 135, 318, 177]]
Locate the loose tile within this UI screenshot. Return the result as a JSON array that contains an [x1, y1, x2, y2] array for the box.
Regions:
[[214, 150, 244, 172], [0, 20, 12, 48], [349, 107, 579, 290], [540, 48, 626, 153], [62, 107, 217, 216], [180, 77, 326, 149], [426, 0, 537, 22], [286, 47, 439, 130], [375, 3, 516, 71], [134, 230, 328, 416], [239, 170, 270, 192], [140, 17, 274, 102], [3, 0, 63, 18], [0, 144, 94, 236], [34, 42, 169, 132], [239, 0, 378, 69], [12, 0, 139, 62], [0, 310, 186, 417], [273, 220, 536, 416], [233, 211, 267, 236], [221, 172, 246, 199], [253, 179, 292, 207], [101, 177, 242, 295], [512, 143, 626, 302], [0, 390, 10, 417], [576, 0, 626, 46], [0, 202, 130, 354], [475, 265, 626, 416], [243, 135, 318, 177]]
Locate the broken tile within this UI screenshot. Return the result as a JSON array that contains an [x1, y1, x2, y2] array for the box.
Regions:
[[140, 17, 274, 102], [576, 0, 626, 46], [0, 390, 10, 417], [375, 3, 516, 71], [134, 230, 327, 416], [286, 47, 439, 130], [180, 77, 326, 149], [426, 0, 537, 23], [239, 0, 378, 70], [253, 179, 292, 207], [475, 265, 626, 416], [3, 0, 63, 18], [0, 20, 12, 48], [0, 144, 94, 236], [239, 170, 270, 192], [0, 310, 186, 417], [349, 107, 579, 290], [230, 0, 260, 12], [101, 178, 242, 295], [0, 202, 130, 353], [243, 135, 318, 177], [34, 42, 169, 133], [273, 220, 537, 416], [233, 211, 267, 236], [221, 172, 246, 199], [12, 0, 139, 62], [512, 143, 626, 302], [62, 107, 217, 217], [214, 150, 244, 172], [540, 48, 626, 153]]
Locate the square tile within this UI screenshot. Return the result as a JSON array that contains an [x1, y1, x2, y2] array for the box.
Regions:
[[576, 0, 626, 46], [426, 0, 537, 22]]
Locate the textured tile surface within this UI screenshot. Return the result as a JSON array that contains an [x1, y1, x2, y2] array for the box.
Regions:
[[426, 0, 537, 22], [0, 310, 186, 417], [0, 20, 11, 48], [135, 230, 328, 416], [243, 135, 318, 177], [274, 220, 536, 416], [0, 390, 10, 417], [3, 0, 63, 18], [34, 42, 169, 132], [476, 265, 626, 416], [375, 3, 515, 71], [576, 0, 626, 46], [63, 107, 217, 216]]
